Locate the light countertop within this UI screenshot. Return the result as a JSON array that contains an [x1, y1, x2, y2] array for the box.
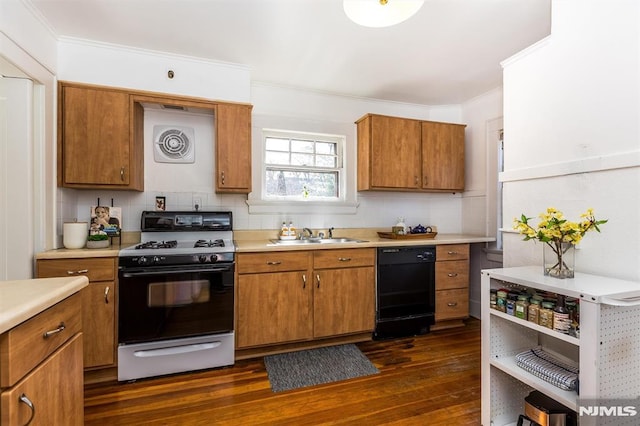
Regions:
[[34, 229, 495, 258], [235, 232, 495, 252], [0, 276, 89, 334]]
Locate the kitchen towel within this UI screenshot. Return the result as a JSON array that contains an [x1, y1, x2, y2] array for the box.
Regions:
[[264, 343, 379, 393]]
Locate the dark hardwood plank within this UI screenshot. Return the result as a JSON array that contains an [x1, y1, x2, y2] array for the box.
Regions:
[[85, 319, 480, 425]]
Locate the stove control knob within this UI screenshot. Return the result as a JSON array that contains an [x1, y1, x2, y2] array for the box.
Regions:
[[198, 255, 209, 263], [210, 254, 219, 263], [137, 256, 148, 265], [152, 256, 161, 264]]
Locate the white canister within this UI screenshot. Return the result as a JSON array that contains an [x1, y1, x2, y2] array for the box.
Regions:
[[63, 222, 88, 249]]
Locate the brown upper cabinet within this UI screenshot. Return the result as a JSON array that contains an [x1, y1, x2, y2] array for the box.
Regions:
[[356, 113, 466, 192], [58, 82, 144, 190], [57, 81, 252, 193], [215, 103, 253, 193]]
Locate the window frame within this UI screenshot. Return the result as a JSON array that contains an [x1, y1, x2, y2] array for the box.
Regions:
[[262, 129, 344, 201], [246, 127, 358, 215]]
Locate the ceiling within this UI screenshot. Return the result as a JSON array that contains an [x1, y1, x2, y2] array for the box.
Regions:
[[28, 0, 551, 105]]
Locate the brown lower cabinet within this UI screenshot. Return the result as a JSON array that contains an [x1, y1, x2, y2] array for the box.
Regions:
[[36, 257, 117, 370], [0, 295, 84, 426], [433, 244, 470, 329], [236, 249, 375, 349]]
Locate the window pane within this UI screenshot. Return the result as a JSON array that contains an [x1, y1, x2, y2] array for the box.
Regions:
[[291, 140, 314, 153], [291, 153, 314, 166], [265, 138, 289, 152], [266, 169, 338, 198], [265, 151, 290, 165], [316, 154, 337, 167], [316, 142, 336, 155]]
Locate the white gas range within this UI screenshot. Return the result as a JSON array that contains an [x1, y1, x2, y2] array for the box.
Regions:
[[117, 211, 236, 381]]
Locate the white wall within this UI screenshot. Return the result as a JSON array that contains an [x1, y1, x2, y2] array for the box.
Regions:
[[502, 0, 640, 281], [51, 36, 471, 236], [57, 38, 251, 103], [460, 87, 505, 319], [68, 80, 468, 236], [3, 5, 491, 249], [461, 87, 503, 236]]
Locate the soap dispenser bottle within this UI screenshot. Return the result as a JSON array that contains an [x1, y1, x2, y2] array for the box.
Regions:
[[280, 222, 288, 238], [288, 221, 296, 237]]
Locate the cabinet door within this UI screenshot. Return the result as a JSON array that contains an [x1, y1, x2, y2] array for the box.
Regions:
[[313, 267, 375, 338], [82, 282, 116, 368], [369, 115, 421, 189], [421, 121, 465, 191], [0, 334, 83, 426], [61, 85, 131, 187], [36, 258, 117, 369], [237, 272, 312, 348], [216, 103, 252, 193]]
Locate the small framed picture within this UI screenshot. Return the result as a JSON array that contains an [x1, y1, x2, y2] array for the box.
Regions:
[[90, 206, 122, 235], [155, 196, 166, 211]]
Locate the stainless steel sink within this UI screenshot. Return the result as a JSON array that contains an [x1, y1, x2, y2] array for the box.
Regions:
[[268, 237, 368, 245]]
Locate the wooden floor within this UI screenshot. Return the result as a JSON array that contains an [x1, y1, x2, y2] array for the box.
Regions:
[[84, 319, 481, 425]]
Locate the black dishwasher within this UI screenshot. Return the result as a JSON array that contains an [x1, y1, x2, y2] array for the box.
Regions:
[[374, 246, 436, 339]]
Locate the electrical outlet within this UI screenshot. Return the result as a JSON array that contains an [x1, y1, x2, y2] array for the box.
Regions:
[[194, 197, 202, 211]]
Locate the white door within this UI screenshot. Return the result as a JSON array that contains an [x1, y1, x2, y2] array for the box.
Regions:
[[0, 75, 34, 280]]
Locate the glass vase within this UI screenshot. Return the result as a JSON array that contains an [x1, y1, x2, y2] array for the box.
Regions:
[[543, 241, 575, 279]]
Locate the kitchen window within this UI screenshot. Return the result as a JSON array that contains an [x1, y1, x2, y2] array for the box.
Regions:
[[263, 129, 342, 200], [247, 127, 358, 214]]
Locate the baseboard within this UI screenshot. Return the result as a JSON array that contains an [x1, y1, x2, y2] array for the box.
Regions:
[[235, 332, 373, 360]]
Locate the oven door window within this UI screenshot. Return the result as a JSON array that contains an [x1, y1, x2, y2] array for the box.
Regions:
[[119, 266, 234, 344], [148, 280, 211, 307]]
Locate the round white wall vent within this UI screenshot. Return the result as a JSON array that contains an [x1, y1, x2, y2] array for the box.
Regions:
[[153, 125, 195, 163]]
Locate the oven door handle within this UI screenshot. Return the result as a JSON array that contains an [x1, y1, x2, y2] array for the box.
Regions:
[[121, 267, 232, 277], [133, 341, 222, 358]]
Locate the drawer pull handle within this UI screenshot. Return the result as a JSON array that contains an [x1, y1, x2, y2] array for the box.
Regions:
[[105, 286, 110, 304], [43, 322, 66, 339], [19, 394, 35, 426], [266, 261, 282, 265], [302, 274, 307, 289], [67, 269, 89, 275], [316, 274, 321, 288], [447, 251, 458, 255], [120, 167, 125, 181], [338, 257, 352, 262], [221, 171, 225, 185], [447, 302, 458, 307], [447, 273, 458, 277]]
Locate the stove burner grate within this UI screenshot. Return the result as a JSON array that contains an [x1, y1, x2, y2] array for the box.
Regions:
[[194, 239, 225, 248], [135, 240, 178, 250]]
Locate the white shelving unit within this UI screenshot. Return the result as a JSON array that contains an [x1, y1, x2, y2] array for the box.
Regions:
[[481, 266, 640, 426]]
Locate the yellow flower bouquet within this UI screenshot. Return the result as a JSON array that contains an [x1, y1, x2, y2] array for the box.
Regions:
[[513, 207, 607, 278]]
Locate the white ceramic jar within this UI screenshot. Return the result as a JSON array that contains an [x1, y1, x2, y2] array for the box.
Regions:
[[63, 222, 88, 249]]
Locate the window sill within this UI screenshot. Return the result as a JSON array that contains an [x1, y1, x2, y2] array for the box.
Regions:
[[482, 247, 503, 263], [246, 199, 359, 215]]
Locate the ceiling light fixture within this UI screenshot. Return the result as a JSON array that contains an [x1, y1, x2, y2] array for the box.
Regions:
[[343, 0, 425, 28]]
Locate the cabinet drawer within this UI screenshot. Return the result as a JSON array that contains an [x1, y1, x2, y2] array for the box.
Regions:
[[237, 251, 311, 274], [435, 260, 469, 290], [313, 248, 375, 269], [436, 244, 469, 261], [0, 292, 82, 388], [36, 258, 116, 281], [435, 289, 469, 321]]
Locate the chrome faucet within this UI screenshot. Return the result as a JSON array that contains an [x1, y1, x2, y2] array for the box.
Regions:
[[328, 227, 334, 239], [302, 228, 314, 238]]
